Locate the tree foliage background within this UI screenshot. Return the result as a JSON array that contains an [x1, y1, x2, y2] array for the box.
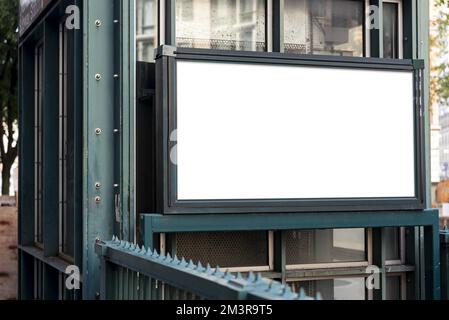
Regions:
[[0, 0, 18, 195], [431, 0, 449, 115]]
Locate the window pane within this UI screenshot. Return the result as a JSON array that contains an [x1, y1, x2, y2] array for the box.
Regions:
[[34, 44, 43, 245], [59, 24, 75, 258], [176, 0, 266, 51], [284, 0, 365, 56], [136, 0, 158, 62], [286, 229, 366, 265], [383, 2, 399, 59], [34, 260, 45, 300], [384, 227, 400, 261], [386, 276, 402, 300], [291, 278, 366, 300]]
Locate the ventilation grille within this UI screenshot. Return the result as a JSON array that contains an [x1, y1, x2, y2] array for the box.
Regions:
[[173, 231, 269, 269], [286, 230, 315, 265]]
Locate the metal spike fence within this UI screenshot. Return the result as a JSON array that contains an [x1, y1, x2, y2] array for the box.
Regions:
[[96, 236, 321, 300]]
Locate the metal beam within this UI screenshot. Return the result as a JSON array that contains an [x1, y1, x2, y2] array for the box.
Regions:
[[143, 210, 439, 233], [143, 209, 440, 300], [19, 246, 77, 276]]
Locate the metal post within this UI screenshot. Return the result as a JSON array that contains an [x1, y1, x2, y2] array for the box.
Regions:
[[83, 0, 117, 299], [440, 227, 449, 300]]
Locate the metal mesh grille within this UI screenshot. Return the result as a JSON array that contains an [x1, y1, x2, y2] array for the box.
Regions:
[[284, 43, 309, 54], [176, 37, 266, 52], [173, 231, 269, 268], [286, 230, 315, 265]]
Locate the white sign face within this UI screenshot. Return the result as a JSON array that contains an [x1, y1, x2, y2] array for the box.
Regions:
[[175, 60, 415, 201]]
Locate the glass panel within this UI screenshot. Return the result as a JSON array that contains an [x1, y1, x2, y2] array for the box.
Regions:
[[176, 0, 266, 51], [284, 0, 365, 56], [384, 227, 400, 261], [136, 0, 158, 62], [386, 276, 402, 300], [58, 24, 75, 258], [34, 260, 44, 300], [136, 0, 158, 223], [286, 229, 366, 265], [383, 2, 399, 59], [291, 278, 366, 300]]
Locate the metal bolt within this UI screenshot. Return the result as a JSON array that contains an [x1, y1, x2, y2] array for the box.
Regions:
[[113, 20, 119, 24], [95, 20, 102, 28], [113, 129, 119, 134], [95, 128, 102, 135], [113, 74, 119, 79], [95, 74, 102, 81], [95, 196, 101, 204], [95, 182, 102, 190]]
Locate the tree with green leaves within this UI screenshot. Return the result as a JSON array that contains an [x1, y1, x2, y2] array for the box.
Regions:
[[0, 0, 19, 195]]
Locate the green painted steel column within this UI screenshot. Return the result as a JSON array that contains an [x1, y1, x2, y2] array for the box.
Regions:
[[117, 0, 136, 243], [83, 0, 117, 299], [83, 0, 136, 299], [440, 228, 449, 299], [424, 221, 441, 299], [369, 0, 383, 58], [418, 0, 431, 210], [417, 0, 440, 300]]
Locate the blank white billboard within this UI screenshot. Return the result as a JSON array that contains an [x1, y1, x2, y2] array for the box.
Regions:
[[175, 60, 415, 201]]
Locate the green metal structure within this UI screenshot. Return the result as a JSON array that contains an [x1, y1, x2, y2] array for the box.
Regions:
[[97, 236, 321, 300], [18, 0, 440, 300]]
